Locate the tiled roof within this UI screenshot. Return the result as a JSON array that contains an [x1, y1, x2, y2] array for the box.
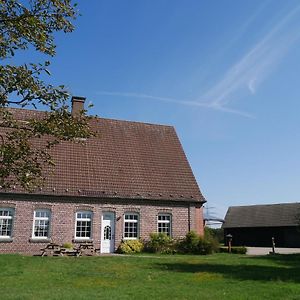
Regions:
[[222, 203, 300, 228], [0, 108, 205, 202]]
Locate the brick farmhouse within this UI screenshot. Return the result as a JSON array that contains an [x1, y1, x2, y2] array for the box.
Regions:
[[0, 97, 205, 254]]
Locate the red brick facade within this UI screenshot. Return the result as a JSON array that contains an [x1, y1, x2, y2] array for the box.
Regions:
[[195, 206, 204, 236], [0, 195, 203, 254]]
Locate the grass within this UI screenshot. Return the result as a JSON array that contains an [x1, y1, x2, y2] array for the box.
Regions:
[[1, 253, 300, 299]]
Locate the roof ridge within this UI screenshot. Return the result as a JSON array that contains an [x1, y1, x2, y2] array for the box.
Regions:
[[229, 202, 300, 209], [94, 116, 174, 128], [5, 107, 174, 128]]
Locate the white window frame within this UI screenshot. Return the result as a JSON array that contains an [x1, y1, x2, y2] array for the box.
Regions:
[[123, 213, 139, 240], [75, 211, 93, 240], [157, 213, 172, 236], [32, 209, 51, 239], [0, 208, 14, 239]]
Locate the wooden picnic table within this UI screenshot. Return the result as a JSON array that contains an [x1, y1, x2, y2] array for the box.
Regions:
[[60, 248, 81, 257], [40, 243, 62, 257], [78, 242, 97, 256], [40, 242, 98, 257]]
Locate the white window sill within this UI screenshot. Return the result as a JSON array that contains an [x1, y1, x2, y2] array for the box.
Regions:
[[73, 239, 93, 243], [29, 238, 51, 243], [0, 238, 13, 243]]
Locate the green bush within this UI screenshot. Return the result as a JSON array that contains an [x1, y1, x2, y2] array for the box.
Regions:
[[62, 243, 73, 249], [180, 231, 200, 254], [204, 228, 220, 253], [179, 231, 219, 255], [117, 240, 144, 254], [219, 246, 247, 254], [146, 233, 175, 254], [204, 227, 224, 244], [198, 237, 219, 255]]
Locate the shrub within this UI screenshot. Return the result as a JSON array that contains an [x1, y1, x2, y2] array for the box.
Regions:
[[204, 228, 220, 253], [198, 236, 217, 255], [62, 243, 73, 249], [146, 233, 175, 254], [117, 240, 144, 254], [180, 231, 200, 254], [205, 227, 224, 244], [219, 246, 247, 254], [179, 231, 219, 255]]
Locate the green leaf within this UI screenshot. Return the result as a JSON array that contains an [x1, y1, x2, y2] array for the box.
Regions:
[[0, 1, 93, 191]]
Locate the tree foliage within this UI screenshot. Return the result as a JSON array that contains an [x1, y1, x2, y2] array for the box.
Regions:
[[0, 0, 93, 190]]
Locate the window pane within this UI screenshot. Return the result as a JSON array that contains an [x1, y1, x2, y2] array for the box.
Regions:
[[0, 209, 13, 217], [75, 211, 92, 239], [124, 214, 139, 239], [158, 214, 171, 236], [0, 209, 14, 238], [33, 210, 50, 238]]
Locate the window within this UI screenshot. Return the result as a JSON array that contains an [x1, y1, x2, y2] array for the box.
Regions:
[[124, 213, 139, 239], [157, 214, 171, 236], [0, 208, 14, 239], [104, 225, 112, 240], [75, 211, 92, 239], [32, 210, 51, 239]]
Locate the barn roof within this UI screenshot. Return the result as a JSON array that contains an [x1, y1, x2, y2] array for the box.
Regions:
[[223, 203, 300, 228], [0, 106, 205, 203]]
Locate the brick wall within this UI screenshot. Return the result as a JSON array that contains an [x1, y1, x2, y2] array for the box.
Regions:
[[0, 196, 204, 255], [195, 205, 204, 236]]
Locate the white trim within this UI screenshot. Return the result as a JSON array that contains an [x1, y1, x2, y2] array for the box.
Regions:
[[157, 213, 172, 236], [75, 211, 93, 240], [32, 209, 51, 239], [123, 212, 139, 240], [101, 212, 115, 253], [0, 208, 14, 239]]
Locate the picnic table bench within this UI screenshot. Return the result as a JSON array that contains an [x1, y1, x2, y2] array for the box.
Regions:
[[60, 248, 81, 257], [78, 241, 98, 256], [40, 242, 98, 257], [40, 243, 62, 257]]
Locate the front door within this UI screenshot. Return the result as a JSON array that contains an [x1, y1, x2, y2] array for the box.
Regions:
[[101, 212, 115, 253]]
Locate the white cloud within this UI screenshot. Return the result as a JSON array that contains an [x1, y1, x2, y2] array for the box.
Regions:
[[97, 4, 300, 118], [201, 4, 300, 107], [248, 79, 257, 94], [96, 91, 254, 118]]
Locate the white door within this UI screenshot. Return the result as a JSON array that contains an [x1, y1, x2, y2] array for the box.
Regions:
[[101, 212, 115, 253]]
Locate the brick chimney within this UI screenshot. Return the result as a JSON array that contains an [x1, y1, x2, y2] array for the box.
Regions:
[[71, 96, 86, 116]]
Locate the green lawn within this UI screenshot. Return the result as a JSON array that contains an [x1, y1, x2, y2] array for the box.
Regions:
[[1, 253, 300, 300]]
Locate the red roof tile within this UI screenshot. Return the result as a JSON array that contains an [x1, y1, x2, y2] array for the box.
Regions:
[[0, 108, 205, 202]]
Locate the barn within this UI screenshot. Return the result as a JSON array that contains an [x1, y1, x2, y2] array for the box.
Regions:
[[223, 203, 300, 247]]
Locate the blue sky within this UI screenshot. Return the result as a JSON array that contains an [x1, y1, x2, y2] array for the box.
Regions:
[[15, 1, 300, 219]]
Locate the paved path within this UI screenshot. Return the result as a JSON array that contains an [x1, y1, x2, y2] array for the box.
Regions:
[[247, 247, 300, 255]]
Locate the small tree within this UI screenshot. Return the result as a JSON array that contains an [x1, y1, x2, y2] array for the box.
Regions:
[[0, 1, 93, 190]]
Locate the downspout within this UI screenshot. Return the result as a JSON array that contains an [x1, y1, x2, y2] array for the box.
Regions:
[[188, 203, 191, 232]]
